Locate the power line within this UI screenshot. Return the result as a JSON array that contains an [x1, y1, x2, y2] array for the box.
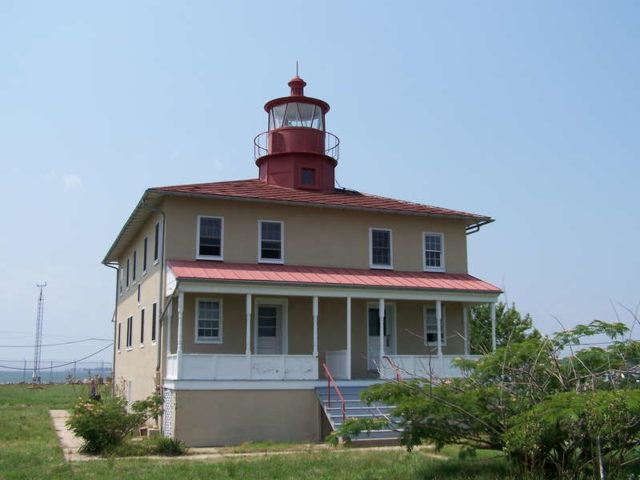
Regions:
[[0, 344, 113, 371], [0, 338, 112, 348]]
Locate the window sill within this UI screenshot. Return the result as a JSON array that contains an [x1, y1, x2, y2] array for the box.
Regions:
[[140, 344, 144, 349], [195, 338, 223, 344], [424, 342, 447, 347], [370, 264, 393, 270], [424, 267, 445, 273], [153, 259, 159, 266], [126, 347, 133, 351], [196, 255, 224, 261], [259, 259, 284, 264], [142, 270, 147, 276], [151, 341, 157, 346]]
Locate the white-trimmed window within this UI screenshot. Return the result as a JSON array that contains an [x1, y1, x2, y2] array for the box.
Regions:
[[151, 302, 157, 344], [370, 228, 392, 269], [132, 250, 137, 283], [142, 237, 148, 274], [197, 216, 223, 260], [126, 316, 133, 349], [423, 232, 445, 271], [259, 220, 284, 263], [140, 309, 145, 346], [153, 222, 160, 264], [126, 258, 130, 288], [424, 306, 446, 345], [195, 298, 223, 343]]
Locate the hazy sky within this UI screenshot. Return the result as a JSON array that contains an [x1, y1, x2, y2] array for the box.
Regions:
[[1, 1, 639, 366]]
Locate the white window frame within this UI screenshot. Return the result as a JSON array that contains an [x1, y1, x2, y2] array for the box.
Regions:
[[132, 249, 137, 284], [140, 308, 145, 347], [196, 215, 224, 261], [142, 236, 148, 275], [423, 305, 446, 346], [258, 220, 284, 264], [253, 297, 289, 354], [153, 221, 161, 266], [423, 232, 445, 272], [194, 297, 223, 344], [126, 316, 133, 350], [151, 302, 158, 345], [369, 228, 393, 270]]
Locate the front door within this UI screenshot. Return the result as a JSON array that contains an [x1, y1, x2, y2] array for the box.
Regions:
[[256, 303, 284, 354], [367, 304, 395, 371]]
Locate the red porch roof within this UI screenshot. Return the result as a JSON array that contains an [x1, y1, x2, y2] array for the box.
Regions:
[[167, 260, 501, 293]]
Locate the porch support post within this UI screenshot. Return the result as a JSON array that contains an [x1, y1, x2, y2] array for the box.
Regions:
[[245, 294, 252, 356], [176, 291, 184, 378], [165, 299, 172, 355], [312, 296, 319, 357], [490, 302, 497, 351], [463, 304, 470, 356], [346, 296, 352, 380], [436, 300, 443, 359], [378, 298, 385, 367]]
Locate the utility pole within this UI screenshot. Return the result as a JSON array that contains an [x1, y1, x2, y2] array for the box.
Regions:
[[32, 282, 46, 384]]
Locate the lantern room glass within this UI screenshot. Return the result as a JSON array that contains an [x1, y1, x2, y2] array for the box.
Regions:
[[268, 102, 324, 131]]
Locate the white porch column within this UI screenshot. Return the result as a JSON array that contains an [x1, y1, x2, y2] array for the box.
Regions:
[[165, 300, 172, 355], [245, 294, 252, 356], [436, 300, 443, 359], [346, 296, 352, 380], [312, 296, 319, 357], [176, 291, 184, 378], [490, 302, 497, 351], [463, 305, 470, 356], [378, 298, 385, 367]]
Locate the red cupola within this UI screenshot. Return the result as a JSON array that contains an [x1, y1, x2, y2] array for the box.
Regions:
[[254, 76, 339, 192]]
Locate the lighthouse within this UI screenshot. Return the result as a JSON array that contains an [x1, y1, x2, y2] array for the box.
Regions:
[[254, 76, 340, 192]]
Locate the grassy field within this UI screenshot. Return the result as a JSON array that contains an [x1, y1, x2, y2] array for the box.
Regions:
[[0, 384, 510, 480]]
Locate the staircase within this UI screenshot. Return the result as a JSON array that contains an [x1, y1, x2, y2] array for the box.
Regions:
[[316, 385, 401, 442]]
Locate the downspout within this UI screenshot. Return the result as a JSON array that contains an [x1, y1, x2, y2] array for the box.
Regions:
[[104, 262, 119, 394], [139, 199, 167, 388]]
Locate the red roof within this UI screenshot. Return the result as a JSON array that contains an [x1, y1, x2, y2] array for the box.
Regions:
[[167, 260, 501, 293], [152, 179, 489, 221]]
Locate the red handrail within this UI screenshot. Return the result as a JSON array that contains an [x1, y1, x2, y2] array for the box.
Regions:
[[322, 362, 346, 422], [385, 356, 403, 381]]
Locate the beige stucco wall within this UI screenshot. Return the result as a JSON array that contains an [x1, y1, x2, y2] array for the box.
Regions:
[[162, 196, 468, 273], [173, 389, 321, 446], [113, 214, 164, 402], [170, 293, 466, 379]]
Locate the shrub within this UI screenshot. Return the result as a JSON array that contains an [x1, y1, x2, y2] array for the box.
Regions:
[[67, 395, 145, 454], [152, 436, 186, 456]]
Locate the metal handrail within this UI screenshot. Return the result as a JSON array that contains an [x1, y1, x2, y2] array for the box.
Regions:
[[385, 356, 404, 381], [253, 130, 340, 161], [322, 361, 346, 422]]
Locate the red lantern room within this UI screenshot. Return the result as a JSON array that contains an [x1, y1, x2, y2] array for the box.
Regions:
[[254, 76, 339, 192]]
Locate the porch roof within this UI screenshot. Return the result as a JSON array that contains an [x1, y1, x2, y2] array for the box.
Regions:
[[167, 260, 501, 293]]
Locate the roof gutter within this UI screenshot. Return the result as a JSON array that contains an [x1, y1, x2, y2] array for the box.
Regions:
[[465, 218, 495, 235]]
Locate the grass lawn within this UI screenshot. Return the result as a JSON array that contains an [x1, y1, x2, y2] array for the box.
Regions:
[[0, 383, 510, 480]]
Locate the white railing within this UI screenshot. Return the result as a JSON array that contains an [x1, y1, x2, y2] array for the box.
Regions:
[[165, 354, 318, 381], [380, 355, 482, 380], [325, 349, 348, 380]]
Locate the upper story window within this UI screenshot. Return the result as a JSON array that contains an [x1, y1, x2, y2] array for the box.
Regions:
[[259, 220, 284, 263], [132, 250, 137, 282], [151, 303, 158, 343], [424, 306, 446, 345], [195, 298, 223, 343], [126, 258, 130, 287], [126, 316, 133, 349], [143, 237, 148, 273], [153, 222, 160, 264], [370, 228, 392, 269], [423, 232, 445, 272], [140, 309, 145, 345], [197, 216, 224, 260], [301, 168, 315, 186]]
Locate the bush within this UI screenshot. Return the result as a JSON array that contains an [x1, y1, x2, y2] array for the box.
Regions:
[[67, 395, 145, 454], [152, 436, 186, 456]]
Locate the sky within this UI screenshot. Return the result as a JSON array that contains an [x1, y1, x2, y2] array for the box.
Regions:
[[1, 0, 639, 367]]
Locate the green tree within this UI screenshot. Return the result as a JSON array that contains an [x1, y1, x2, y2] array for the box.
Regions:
[[470, 302, 539, 354]]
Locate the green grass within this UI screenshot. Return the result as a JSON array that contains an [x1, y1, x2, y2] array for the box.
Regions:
[[0, 383, 569, 480]]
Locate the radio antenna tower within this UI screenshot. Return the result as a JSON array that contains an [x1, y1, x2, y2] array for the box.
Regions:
[[32, 282, 46, 383]]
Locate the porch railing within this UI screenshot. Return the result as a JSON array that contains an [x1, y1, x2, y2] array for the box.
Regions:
[[380, 355, 482, 380], [166, 353, 318, 381], [322, 362, 346, 422]]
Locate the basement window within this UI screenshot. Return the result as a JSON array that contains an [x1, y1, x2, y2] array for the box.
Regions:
[[259, 220, 284, 263], [197, 216, 224, 260], [196, 298, 223, 343]]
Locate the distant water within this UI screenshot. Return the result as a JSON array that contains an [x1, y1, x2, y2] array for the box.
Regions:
[[0, 368, 112, 384]]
